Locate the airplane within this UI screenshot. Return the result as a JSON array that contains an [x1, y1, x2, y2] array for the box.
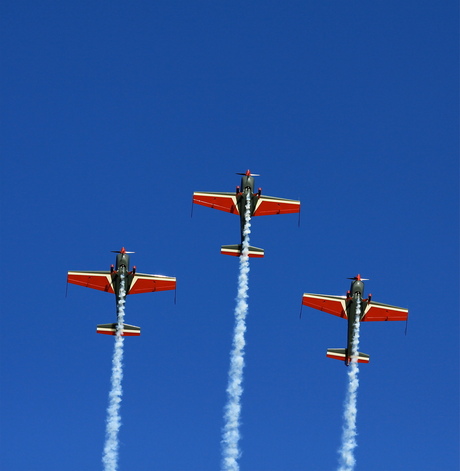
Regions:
[[67, 247, 176, 336], [301, 275, 408, 365], [192, 170, 301, 257]]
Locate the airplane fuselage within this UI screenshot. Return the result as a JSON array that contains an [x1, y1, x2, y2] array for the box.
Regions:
[[115, 252, 130, 274], [237, 174, 259, 243], [112, 252, 134, 308], [345, 279, 365, 365]]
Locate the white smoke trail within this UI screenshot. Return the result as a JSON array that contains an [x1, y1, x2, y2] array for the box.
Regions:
[[338, 295, 361, 471], [102, 275, 126, 471], [221, 192, 252, 471]]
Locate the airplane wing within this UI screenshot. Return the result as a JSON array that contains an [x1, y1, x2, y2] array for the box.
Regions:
[[128, 273, 177, 295], [253, 195, 301, 216], [361, 301, 408, 322], [67, 271, 114, 293], [302, 294, 348, 319], [193, 192, 239, 214]]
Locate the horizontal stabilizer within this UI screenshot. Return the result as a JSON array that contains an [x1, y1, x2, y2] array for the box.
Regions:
[[221, 244, 264, 258], [326, 348, 370, 364], [96, 323, 141, 336]]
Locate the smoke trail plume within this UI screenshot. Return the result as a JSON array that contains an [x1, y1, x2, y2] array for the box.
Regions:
[[338, 296, 361, 471], [221, 193, 252, 471], [102, 275, 126, 471]]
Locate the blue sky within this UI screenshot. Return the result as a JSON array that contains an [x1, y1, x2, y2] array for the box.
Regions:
[[1, 1, 458, 470]]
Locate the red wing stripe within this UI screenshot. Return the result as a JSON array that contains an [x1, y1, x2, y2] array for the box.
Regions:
[[302, 294, 348, 319], [67, 271, 114, 293], [193, 192, 239, 214], [253, 196, 300, 216], [327, 351, 346, 360], [128, 274, 177, 294], [361, 302, 409, 322]]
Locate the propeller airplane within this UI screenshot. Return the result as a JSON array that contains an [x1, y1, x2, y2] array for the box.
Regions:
[[67, 248, 176, 336], [301, 275, 409, 365], [193, 170, 301, 257]]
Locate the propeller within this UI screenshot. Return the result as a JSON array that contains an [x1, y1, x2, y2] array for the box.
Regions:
[[236, 169, 260, 177], [111, 247, 135, 254], [347, 274, 369, 281]]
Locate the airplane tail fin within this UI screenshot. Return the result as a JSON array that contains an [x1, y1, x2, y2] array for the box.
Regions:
[[221, 244, 264, 258], [326, 348, 370, 364], [97, 323, 141, 336]]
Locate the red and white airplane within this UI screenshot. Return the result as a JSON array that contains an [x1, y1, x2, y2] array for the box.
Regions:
[[193, 170, 301, 257], [302, 275, 409, 365], [67, 248, 176, 336]]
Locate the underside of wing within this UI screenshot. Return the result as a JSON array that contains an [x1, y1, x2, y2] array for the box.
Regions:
[[67, 271, 114, 293], [302, 294, 348, 319], [128, 273, 177, 294], [252, 195, 301, 216], [361, 301, 409, 321], [193, 192, 239, 214]]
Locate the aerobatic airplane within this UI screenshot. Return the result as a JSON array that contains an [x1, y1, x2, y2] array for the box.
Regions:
[[193, 170, 301, 257], [67, 248, 176, 336], [302, 275, 408, 365]]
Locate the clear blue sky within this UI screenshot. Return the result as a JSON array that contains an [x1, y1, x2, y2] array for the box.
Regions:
[[1, 1, 458, 470]]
